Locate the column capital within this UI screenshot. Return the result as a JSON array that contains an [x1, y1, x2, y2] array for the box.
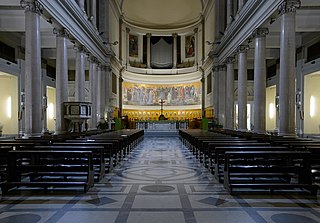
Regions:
[[278, 0, 301, 15], [74, 43, 86, 53], [172, 33, 178, 38], [225, 56, 235, 64], [53, 28, 69, 38], [20, 0, 42, 14], [237, 45, 249, 53], [146, 33, 152, 38], [194, 28, 198, 33], [213, 65, 220, 72], [88, 56, 99, 64], [126, 27, 130, 33], [253, 28, 269, 38], [218, 64, 226, 71]]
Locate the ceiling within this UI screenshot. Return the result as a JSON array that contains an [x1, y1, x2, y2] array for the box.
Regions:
[[121, 0, 203, 29]]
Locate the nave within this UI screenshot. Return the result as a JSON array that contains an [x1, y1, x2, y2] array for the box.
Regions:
[[0, 136, 320, 223]]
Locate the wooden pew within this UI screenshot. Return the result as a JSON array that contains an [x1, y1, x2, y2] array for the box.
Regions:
[[223, 150, 317, 195], [2, 150, 94, 193]]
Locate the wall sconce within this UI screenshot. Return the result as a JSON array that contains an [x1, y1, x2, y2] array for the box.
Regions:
[[6, 96, 12, 119], [296, 91, 302, 109], [275, 95, 280, 110], [310, 95, 316, 118], [206, 41, 221, 46], [48, 103, 54, 120], [103, 41, 119, 46], [20, 90, 25, 110]]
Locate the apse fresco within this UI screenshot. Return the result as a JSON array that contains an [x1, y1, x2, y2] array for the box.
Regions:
[[123, 82, 201, 106]]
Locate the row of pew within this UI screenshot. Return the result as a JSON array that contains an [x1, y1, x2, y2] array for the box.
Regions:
[[179, 129, 320, 195], [0, 129, 144, 193]]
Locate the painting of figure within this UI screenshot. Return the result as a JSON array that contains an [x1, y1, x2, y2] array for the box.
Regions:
[[185, 35, 195, 58], [123, 82, 201, 106], [129, 34, 138, 57]]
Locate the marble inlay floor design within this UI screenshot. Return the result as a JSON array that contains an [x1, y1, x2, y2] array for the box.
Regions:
[[0, 136, 320, 223]]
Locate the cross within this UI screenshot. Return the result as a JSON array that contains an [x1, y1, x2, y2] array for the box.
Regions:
[[159, 99, 165, 115]]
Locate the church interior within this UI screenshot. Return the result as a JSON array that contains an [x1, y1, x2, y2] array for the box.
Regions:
[[1, 0, 320, 222]]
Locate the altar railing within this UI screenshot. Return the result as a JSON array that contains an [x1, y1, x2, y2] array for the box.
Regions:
[[135, 121, 188, 130]]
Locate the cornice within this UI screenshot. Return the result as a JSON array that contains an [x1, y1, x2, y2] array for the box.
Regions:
[[212, 0, 282, 64], [38, 0, 111, 64]]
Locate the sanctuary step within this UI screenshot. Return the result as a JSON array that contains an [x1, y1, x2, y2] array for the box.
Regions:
[[144, 130, 178, 137]]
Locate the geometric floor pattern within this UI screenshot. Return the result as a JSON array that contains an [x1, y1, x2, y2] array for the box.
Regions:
[[0, 136, 320, 223]]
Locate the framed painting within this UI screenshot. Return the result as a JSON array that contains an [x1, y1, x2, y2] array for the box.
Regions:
[[185, 35, 195, 58], [129, 34, 138, 57]]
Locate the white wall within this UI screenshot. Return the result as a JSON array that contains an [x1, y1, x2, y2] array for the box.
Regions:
[[0, 73, 18, 134], [266, 85, 276, 131], [304, 74, 320, 134]]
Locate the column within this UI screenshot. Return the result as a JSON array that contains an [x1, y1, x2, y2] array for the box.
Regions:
[[126, 28, 130, 66], [119, 71, 123, 117], [225, 57, 235, 129], [146, 33, 151, 68], [76, 0, 85, 12], [54, 28, 69, 134], [21, 0, 42, 137], [75, 44, 86, 101], [218, 65, 226, 127], [97, 65, 106, 121], [89, 57, 98, 129], [227, 0, 234, 27], [213, 66, 219, 119], [238, 0, 246, 11], [42, 71, 48, 133], [278, 0, 300, 136], [172, 33, 178, 68], [201, 75, 205, 118], [194, 28, 198, 67], [91, 0, 97, 28], [237, 45, 249, 131], [253, 28, 268, 133]]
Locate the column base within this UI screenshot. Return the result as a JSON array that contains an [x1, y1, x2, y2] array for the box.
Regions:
[[278, 131, 297, 138]]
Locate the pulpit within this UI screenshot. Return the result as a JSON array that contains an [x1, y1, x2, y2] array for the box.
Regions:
[[64, 102, 92, 132]]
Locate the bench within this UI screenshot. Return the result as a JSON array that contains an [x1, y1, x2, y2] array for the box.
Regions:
[[223, 150, 317, 195], [2, 150, 94, 193]]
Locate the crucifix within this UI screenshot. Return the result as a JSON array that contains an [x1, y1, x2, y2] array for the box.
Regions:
[[159, 99, 165, 115]]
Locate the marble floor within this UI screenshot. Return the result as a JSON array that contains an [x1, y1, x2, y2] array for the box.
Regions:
[[1, 136, 320, 223]]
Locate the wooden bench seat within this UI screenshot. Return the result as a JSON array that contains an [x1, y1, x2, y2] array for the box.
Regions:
[[2, 150, 94, 193], [223, 151, 317, 195]]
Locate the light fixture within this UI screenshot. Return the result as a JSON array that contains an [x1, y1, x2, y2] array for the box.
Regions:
[[103, 41, 119, 46], [206, 41, 221, 45], [269, 103, 275, 119], [310, 96, 316, 118], [48, 103, 54, 120], [6, 96, 12, 119], [99, 32, 104, 36]]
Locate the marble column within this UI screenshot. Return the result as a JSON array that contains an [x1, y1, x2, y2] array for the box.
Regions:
[[172, 33, 178, 68], [237, 45, 249, 131], [201, 75, 205, 118], [238, 0, 246, 11], [75, 44, 86, 102], [226, 57, 235, 129], [194, 28, 198, 67], [21, 0, 42, 137], [54, 28, 69, 134], [89, 57, 98, 129], [91, 0, 97, 28], [213, 66, 220, 119], [278, 0, 300, 136], [218, 65, 226, 127], [41, 72, 48, 133], [227, 0, 234, 27], [147, 33, 152, 68], [97, 65, 106, 121], [253, 28, 268, 133], [119, 72, 123, 117], [76, 0, 85, 12], [126, 28, 130, 66]]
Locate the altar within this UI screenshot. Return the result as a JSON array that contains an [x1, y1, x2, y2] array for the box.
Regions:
[[135, 121, 188, 131]]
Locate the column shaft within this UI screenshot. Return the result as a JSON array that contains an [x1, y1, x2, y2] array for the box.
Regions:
[[89, 59, 98, 129], [147, 33, 151, 68], [253, 28, 268, 133], [97, 66, 106, 121], [238, 46, 248, 130], [23, 1, 42, 137], [218, 66, 226, 127], [279, 0, 300, 136], [75, 45, 86, 101], [213, 66, 219, 120], [226, 58, 235, 129], [55, 29, 68, 134], [173, 33, 178, 68]]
